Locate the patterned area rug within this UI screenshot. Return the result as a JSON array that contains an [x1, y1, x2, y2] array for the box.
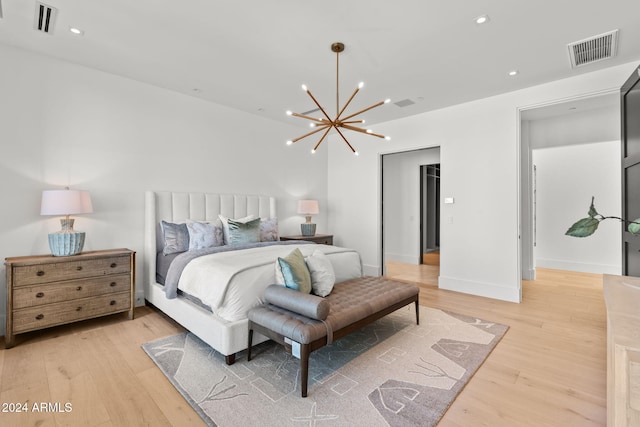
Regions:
[[142, 306, 508, 426]]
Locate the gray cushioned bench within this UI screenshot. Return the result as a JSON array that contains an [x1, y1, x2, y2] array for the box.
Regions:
[[247, 276, 420, 397]]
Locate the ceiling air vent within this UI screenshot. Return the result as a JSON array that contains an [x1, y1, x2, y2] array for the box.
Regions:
[[34, 2, 57, 34], [394, 99, 416, 108], [567, 30, 618, 69], [0, 0, 4, 19]]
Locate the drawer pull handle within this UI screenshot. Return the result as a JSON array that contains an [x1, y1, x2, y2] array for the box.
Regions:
[[76, 307, 82, 312], [35, 314, 44, 320], [36, 292, 45, 298], [76, 286, 83, 291], [76, 266, 83, 271], [110, 300, 116, 306], [110, 263, 117, 268], [37, 271, 45, 277], [110, 282, 117, 287]]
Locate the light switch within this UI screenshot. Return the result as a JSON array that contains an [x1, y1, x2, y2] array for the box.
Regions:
[[444, 197, 454, 204]]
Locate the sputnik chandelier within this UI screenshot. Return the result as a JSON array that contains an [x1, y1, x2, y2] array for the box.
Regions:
[[286, 42, 390, 156]]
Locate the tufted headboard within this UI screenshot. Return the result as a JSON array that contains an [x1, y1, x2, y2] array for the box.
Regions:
[[144, 191, 277, 287]]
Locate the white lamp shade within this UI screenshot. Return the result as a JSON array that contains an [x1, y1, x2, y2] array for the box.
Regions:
[[41, 190, 93, 216], [297, 199, 319, 215]]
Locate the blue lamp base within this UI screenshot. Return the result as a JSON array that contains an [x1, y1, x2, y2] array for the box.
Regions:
[[48, 219, 86, 256], [300, 223, 316, 237]]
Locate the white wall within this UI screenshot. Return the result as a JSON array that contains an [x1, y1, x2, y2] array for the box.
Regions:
[[0, 43, 328, 335], [533, 141, 621, 274], [328, 61, 639, 303], [382, 148, 440, 264]]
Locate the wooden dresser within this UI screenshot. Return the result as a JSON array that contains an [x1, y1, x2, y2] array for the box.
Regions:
[[604, 274, 640, 426], [5, 248, 135, 348]]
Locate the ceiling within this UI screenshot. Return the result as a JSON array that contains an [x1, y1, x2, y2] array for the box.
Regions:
[[1, 0, 640, 128]]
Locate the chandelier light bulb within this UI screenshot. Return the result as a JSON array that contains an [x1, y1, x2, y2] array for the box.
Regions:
[[286, 110, 293, 116], [301, 84, 308, 92], [366, 129, 373, 134], [311, 149, 316, 154], [309, 123, 316, 128], [384, 99, 391, 104], [354, 151, 360, 156], [385, 136, 391, 141], [358, 82, 364, 89], [286, 140, 293, 145]]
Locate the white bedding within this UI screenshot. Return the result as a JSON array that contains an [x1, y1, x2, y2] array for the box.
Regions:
[[178, 243, 362, 321]]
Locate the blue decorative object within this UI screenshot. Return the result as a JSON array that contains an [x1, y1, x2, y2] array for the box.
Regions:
[[48, 229, 86, 256]]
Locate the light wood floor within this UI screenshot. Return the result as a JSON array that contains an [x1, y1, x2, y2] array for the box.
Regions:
[[1, 266, 606, 426]]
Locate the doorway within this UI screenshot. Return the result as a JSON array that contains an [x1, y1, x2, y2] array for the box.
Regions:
[[381, 147, 440, 284], [519, 91, 621, 279], [420, 164, 440, 266]]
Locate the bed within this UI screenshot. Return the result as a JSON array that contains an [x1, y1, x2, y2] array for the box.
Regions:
[[143, 191, 363, 364]]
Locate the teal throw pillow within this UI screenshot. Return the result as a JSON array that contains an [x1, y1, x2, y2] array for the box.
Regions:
[[277, 248, 312, 294], [227, 217, 261, 245]]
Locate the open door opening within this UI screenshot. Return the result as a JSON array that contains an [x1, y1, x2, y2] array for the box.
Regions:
[[420, 164, 440, 267]]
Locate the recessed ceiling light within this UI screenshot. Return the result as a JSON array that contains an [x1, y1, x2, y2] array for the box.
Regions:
[[69, 26, 84, 35], [474, 15, 490, 24], [508, 70, 519, 76]]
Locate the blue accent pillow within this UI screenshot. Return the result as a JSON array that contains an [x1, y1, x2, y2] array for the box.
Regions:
[[227, 217, 261, 245], [277, 248, 312, 293]]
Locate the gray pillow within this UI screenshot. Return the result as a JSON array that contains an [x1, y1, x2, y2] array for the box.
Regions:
[[228, 217, 261, 245], [160, 221, 189, 255]]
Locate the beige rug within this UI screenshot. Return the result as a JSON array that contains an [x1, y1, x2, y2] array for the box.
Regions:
[[143, 305, 508, 426]]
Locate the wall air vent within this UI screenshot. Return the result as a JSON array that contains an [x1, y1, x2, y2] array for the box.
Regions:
[[0, 0, 4, 19], [34, 2, 57, 34], [567, 30, 618, 69]]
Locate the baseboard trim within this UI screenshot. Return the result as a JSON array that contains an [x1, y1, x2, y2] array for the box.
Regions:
[[363, 264, 380, 277], [439, 276, 521, 303], [536, 258, 621, 275]]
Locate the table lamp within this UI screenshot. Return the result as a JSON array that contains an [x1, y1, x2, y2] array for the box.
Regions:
[[41, 189, 93, 256], [297, 199, 319, 236]]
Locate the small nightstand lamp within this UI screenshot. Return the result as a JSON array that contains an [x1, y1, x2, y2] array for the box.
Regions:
[[298, 199, 319, 236], [41, 188, 93, 256]]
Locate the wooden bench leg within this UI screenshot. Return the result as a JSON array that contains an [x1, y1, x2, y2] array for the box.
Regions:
[[225, 354, 236, 365], [415, 299, 420, 325], [247, 327, 254, 361], [300, 343, 310, 397]]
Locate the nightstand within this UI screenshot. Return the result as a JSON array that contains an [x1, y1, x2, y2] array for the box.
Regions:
[[280, 234, 333, 245], [5, 248, 135, 348]]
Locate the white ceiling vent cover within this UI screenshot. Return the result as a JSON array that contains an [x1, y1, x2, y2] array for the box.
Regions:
[[568, 30, 618, 69], [34, 2, 57, 34]]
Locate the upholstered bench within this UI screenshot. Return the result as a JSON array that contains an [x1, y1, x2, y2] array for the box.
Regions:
[[247, 276, 420, 397]]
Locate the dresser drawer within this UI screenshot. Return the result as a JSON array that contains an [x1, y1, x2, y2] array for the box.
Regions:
[[12, 292, 131, 333], [11, 255, 131, 287], [12, 273, 131, 309]]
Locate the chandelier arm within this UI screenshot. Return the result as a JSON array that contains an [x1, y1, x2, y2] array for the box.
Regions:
[[336, 49, 339, 116], [340, 100, 386, 122], [290, 124, 331, 143], [333, 126, 357, 154], [305, 88, 335, 124], [342, 119, 364, 124], [312, 126, 333, 152], [336, 87, 360, 121], [340, 124, 387, 139], [290, 111, 330, 123]]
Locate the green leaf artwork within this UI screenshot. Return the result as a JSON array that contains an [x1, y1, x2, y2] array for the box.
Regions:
[[566, 197, 640, 238]]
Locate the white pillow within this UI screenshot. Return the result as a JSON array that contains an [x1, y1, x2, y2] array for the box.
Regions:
[[218, 214, 256, 245], [305, 250, 336, 297]]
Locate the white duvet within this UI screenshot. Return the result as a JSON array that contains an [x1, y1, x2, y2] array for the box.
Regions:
[[178, 244, 362, 321]]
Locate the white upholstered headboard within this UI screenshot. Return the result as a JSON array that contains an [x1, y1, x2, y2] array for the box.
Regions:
[[144, 191, 277, 288]]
